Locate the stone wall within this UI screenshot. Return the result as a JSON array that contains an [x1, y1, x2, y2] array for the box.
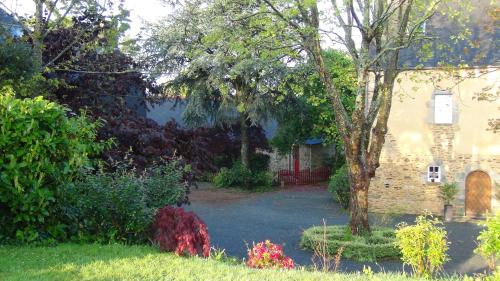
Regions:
[[369, 124, 500, 215], [368, 68, 499, 216]]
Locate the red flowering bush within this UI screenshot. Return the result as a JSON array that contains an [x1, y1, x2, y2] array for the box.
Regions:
[[152, 206, 210, 257], [247, 240, 295, 269]]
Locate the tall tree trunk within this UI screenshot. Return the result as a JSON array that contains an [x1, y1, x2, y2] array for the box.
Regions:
[[348, 168, 370, 235], [240, 113, 250, 169], [33, 0, 44, 71]]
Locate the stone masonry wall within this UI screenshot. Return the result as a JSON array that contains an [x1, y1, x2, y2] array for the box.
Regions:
[[369, 125, 500, 215]]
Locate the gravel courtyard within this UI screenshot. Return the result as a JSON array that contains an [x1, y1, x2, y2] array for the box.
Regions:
[[186, 183, 489, 275]]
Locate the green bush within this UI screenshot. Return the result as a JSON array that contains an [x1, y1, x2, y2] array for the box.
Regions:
[[395, 215, 449, 278], [328, 165, 350, 209], [300, 225, 400, 262], [59, 161, 188, 244], [249, 153, 270, 172], [213, 167, 233, 187], [0, 90, 105, 242], [213, 162, 273, 190], [474, 212, 500, 270], [439, 183, 459, 205]]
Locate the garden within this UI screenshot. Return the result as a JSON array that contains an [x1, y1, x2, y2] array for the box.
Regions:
[[1, 0, 499, 280]]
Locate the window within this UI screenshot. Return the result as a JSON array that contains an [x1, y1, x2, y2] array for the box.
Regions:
[[428, 166, 441, 183], [434, 94, 453, 124]]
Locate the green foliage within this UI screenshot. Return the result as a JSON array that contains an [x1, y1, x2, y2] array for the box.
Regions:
[[474, 212, 500, 270], [271, 50, 356, 155], [396, 215, 449, 278], [0, 90, 106, 242], [143, 0, 298, 129], [300, 225, 400, 262], [0, 244, 465, 281], [439, 183, 459, 205], [213, 162, 273, 190], [0, 40, 55, 97], [0, 40, 36, 85], [59, 161, 188, 244], [249, 153, 271, 172], [328, 165, 350, 209]]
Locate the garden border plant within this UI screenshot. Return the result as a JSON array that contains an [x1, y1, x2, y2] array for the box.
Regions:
[[395, 214, 449, 278], [300, 225, 400, 262], [328, 165, 350, 210], [213, 161, 274, 191], [0, 89, 107, 243], [59, 160, 189, 244]]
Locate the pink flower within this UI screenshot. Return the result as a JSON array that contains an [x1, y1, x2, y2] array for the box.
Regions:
[[246, 240, 295, 270]]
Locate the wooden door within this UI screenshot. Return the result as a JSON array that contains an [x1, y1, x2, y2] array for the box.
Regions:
[[465, 171, 492, 217]]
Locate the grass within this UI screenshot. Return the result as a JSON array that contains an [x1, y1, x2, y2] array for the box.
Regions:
[[0, 243, 461, 281], [301, 225, 400, 262]]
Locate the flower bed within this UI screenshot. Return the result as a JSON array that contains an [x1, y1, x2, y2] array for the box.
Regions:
[[300, 225, 400, 262]]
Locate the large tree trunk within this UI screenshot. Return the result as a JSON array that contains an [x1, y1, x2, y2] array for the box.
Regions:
[[348, 168, 371, 235], [240, 113, 250, 169]]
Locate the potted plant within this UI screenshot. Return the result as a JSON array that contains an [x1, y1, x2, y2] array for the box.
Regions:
[[439, 182, 459, 221]]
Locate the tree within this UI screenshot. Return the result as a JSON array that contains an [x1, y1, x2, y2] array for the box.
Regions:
[[142, 0, 301, 168], [271, 49, 356, 162], [261, 0, 472, 234], [0, 0, 129, 73]]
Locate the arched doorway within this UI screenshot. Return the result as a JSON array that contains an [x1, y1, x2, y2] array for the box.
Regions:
[[465, 171, 492, 217]]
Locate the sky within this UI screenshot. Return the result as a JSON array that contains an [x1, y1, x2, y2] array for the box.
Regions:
[[0, 0, 357, 51], [1, 0, 171, 36]]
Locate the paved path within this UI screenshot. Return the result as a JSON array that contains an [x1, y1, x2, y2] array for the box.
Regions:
[[186, 183, 489, 275]]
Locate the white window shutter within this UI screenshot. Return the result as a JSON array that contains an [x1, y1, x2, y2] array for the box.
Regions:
[[434, 94, 453, 124], [427, 166, 441, 183]]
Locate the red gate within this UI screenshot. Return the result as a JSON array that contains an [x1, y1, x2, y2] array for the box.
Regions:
[[277, 167, 330, 185]]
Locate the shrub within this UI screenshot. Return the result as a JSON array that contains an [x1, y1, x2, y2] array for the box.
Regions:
[[439, 183, 459, 205], [0, 90, 105, 242], [250, 153, 271, 172], [301, 225, 399, 262], [213, 167, 233, 187], [328, 165, 350, 209], [247, 240, 295, 269], [59, 161, 188, 244], [152, 206, 210, 257], [395, 215, 449, 278], [213, 162, 274, 190], [474, 212, 500, 270]]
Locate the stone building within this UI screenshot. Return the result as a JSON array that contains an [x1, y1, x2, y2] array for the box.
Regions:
[[369, 1, 499, 217]]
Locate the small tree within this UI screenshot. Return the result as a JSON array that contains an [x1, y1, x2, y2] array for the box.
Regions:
[[439, 183, 459, 205], [396, 215, 449, 278]]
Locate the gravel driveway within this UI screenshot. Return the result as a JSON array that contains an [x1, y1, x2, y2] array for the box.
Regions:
[[186, 183, 489, 275]]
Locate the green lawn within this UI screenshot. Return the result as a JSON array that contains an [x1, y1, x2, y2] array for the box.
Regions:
[[0, 244, 460, 281]]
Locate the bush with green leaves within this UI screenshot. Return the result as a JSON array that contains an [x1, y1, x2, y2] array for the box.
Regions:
[[300, 225, 399, 262], [474, 212, 500, 270], [439, 183, 459, 205], [395, 215, 449, 278], [328, 165, 350, 209], [0, 89, 105, 242], [213, 162, 273, 190], [59, 161, 188, 244], [249, 153, 270, 172]]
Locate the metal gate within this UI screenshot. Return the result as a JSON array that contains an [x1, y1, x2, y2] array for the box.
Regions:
[[277, 167, 330, 185]]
